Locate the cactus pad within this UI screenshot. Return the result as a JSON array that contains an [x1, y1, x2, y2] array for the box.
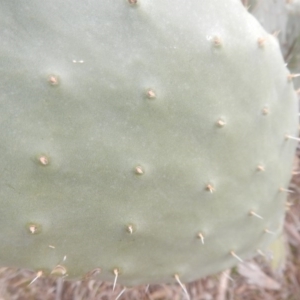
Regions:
[[0, 0, 298, 286]]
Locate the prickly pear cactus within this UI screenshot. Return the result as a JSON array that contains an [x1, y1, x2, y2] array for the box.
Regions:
[[0, 0, 298, 286], [245, 0, 300, 88]]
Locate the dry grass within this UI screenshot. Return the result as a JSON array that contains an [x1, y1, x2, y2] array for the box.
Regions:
[[1, 154, 300, 300]]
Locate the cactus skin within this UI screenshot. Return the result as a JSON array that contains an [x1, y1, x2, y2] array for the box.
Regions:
[[246, 0, 300, 88], [0, 0, 298, 286]]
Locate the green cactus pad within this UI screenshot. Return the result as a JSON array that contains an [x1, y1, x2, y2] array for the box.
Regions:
[[0, 0, 298, 286]]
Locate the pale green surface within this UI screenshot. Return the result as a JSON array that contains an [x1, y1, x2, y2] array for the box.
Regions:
[[268, 234, 286, 273], [0, 0, 298, 285], [247, 0, 300, 86]]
